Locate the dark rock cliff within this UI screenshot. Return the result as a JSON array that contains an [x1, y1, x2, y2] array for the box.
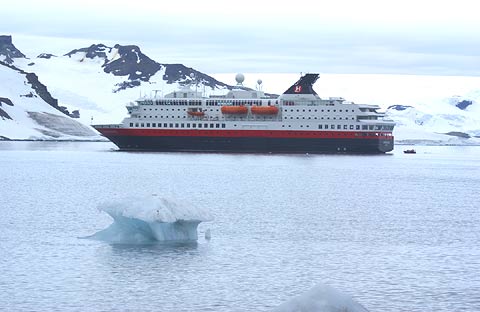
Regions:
[[0, 97, 13, 120], [0, 61, 76, 118], [37, 53, 57, 59], [65, 43, 234, 92], [387, 105, 414, 111], [455, 100, 473, 110], [163, 64, 229, 89], [64, 44, 111, 60], [0, 35, 26, 64]]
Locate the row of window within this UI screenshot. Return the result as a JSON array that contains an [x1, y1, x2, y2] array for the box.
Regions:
[[286, 116, 357, 120], [140, 107, 357, 114], [205, 100, 277, 106], [134, 114, 358, 121], [131, 122, 226, 129], [129, 122, 393, 131], [317, 124, 393, 131], [138, 100, 203, 106], [282, 101, 336, 106], [320, 124, 361, 130], [134, 114, 279, 121], [143, 108, 185, 111], [285, 108, 355, 113], [137, 99, 364, 109], [139, 100, 283, 106]]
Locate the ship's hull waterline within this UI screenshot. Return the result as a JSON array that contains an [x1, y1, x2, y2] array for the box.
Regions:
[[95, 128, 394, 153]]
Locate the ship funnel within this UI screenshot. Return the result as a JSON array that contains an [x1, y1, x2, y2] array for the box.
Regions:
[[283, 73, 319, 95]]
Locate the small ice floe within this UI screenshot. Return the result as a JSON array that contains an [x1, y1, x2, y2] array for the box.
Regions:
[[272, 284, 368, 312], [87, 195, 213, 244], [205, 228, 211, 241]]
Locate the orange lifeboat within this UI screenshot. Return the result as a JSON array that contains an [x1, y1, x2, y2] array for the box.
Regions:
[[221, 106, 248, 114], [251, 106, 279, 115], [187, 110, 205, 117]]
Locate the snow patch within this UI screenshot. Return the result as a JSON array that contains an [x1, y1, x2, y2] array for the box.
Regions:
[[0, 63, 101, 140], [27, 111, 96, 137]]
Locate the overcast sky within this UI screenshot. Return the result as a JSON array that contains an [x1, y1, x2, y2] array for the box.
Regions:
[[4, 0, 480, 75]]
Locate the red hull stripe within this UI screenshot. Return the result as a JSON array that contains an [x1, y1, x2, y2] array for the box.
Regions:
[[96, 128, 393, 140]]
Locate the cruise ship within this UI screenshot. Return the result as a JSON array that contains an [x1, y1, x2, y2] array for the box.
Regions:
[[93, 73, 395, 153]]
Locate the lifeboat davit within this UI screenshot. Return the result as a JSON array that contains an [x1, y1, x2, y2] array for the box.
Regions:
[[251, 106, 279, 115], [187, 111, 205, 117], [221, 106, 248, 114]]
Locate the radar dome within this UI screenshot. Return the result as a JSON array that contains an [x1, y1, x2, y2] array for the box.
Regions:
[[257, 79, 262, 85], [190, 73, 195, 79], [235, 73, 245, 85]]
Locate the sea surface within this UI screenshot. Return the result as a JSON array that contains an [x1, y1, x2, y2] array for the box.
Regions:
[[1, 141, 479, 311]]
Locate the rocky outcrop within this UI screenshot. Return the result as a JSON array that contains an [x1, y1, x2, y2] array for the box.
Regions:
[[387, 104, 414, 111], [444, 131, 470, 138], [104, 44, 161, 80], [0, 35, 26, 64], [0, 108, 12, 120], [455, 100, 472, 110], [0, 97, 13, 120], [0, 97, 13, 106], [163, 63, 229, 89], [105, 44, 162, 92], [64, 43, 234, 92], [64, 44, 111, 61], [37, 53, 57, 59], [65, 43, 163, 92], [0, 61, 76, 118]]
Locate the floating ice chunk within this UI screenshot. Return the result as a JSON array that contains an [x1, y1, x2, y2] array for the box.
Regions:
[[273, 284, 368, 312], [88, 196, 213, 243], [205, 228, 211, 240], [101, 196, 212, 223]]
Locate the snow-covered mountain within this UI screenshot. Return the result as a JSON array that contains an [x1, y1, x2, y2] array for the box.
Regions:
[[62, 43, 231, 93], [386, 93, 480, 145], [0, 36, 98, 140], [0, 35, 25, 64], [9, 40, 239, 128], [2, 34, 480, 145], [0, 35, 240, 140], [0, 61, 98, 140]]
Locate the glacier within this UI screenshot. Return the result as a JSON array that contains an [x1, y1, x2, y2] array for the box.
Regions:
[[87, 196, 213, 244]]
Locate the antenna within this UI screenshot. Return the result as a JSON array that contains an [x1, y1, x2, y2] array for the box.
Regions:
[[256, 79, 263, 91]]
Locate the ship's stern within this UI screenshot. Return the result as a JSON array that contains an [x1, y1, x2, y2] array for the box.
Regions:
[[379, 136, 394, 153]]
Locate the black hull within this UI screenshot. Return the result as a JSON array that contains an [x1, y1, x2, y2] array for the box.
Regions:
[[104, 135, 393, 154]]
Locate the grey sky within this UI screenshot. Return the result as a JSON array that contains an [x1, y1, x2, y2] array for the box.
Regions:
[[4, 0, 480, 75]]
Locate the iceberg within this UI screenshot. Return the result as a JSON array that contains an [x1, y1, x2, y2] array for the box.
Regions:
[[273, 284, 368, 312], [88, 195, 213, 243]]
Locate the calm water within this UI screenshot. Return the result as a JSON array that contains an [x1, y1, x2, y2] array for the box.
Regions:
[[1, 141, 479, 311]]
